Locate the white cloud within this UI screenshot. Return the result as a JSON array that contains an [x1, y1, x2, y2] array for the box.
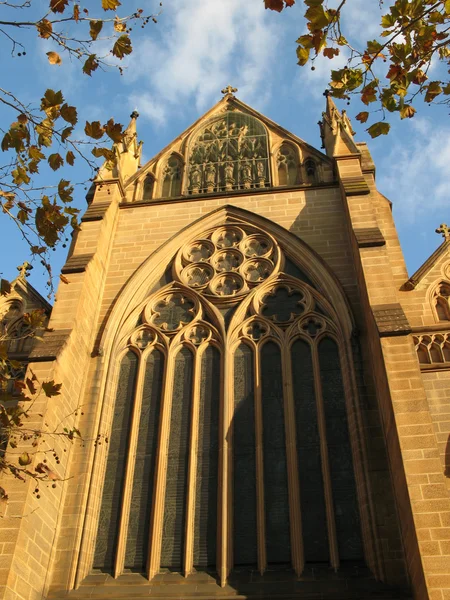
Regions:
[[124, 0, 280, 123], [378, 120, 450, 223], [129, 93, 167, 127]]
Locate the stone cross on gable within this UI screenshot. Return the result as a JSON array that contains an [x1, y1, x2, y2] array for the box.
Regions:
[[436, 223, 450, 240], [221, 85, 238, 96]]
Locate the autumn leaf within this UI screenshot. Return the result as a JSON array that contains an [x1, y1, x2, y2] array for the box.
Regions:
[[356, 111, 369, 123], [60, 104, 78, 126], [89, 20, 103, 41], [91, 147, 116, 161], [36, 19, 52, 39], [361, 83, 378, 105], [73, 3, 80, 21], [424, 81, 443, 102], [85, 121, 104, 140], [58, 179, 74, 203], [400, 105, 416, 119], [264, 0, 284, 11], [47, 52, 62, 66], [112, 34, 132, 59], [83, 54, 99, 76], [61, 127, 73, 143], [104, 119, 123, 143], [48, 153, 64, 171], [66, 150, 75, 165], [49, 0, 69, 12], [114, 18, 127, 32], [59, 274, 70, 284], [41, 89, 64, 111], [102, 0, 121, 9], [367, 121, 390, 138], [296, 46, 310, 66], [323, 47, 339, 59], [42, 380, 62, 397], [305, 5, 329, 30], [12, 167, 30, 186]]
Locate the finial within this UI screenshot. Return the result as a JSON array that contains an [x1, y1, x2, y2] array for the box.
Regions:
[[17, 262, 32, 279], [130, 109, 139, 120], [436, 223, 450, 240], [221, 85, 238, 96], [323, 89, 331, 97]]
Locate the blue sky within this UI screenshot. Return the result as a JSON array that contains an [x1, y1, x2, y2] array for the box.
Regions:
[[1, 0, 449, 299]]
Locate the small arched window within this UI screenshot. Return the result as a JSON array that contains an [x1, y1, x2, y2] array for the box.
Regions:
[[162, 155, 183, 198], [277, 143, 300, 186], [433, 282, 450, 321], [142, 174, 154, 200], [304, 158, 317, 183]]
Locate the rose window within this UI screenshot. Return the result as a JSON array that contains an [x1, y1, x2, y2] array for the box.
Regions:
[[176, 226, 280, 301]]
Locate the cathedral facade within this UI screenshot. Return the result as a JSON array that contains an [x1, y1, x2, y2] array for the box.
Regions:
[[1, 89, 449, 600]]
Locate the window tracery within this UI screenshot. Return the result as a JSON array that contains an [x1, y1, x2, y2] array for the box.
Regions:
[[161, 155, 183, 198], [277, 143, 300, 186], [142, 174, 154, 200], [414, 332, 450, 365], [187, 112, 270, 195], [304, 157, 317, 183], [433, 282, 450, 321], [93, 222, 363, 581]]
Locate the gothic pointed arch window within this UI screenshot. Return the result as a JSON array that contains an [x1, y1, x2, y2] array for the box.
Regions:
[[432, 281, 450, 321], [142, 173, 154, 200], [92, 222, 365, 581], [277, 143, 300, 186], [162, 155, 183, 198], [186, 112, 271, 195], [304, 157, 318, 183]]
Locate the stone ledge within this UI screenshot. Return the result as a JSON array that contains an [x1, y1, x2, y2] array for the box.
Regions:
[[372, 304, 411, 337], [81, 202, 110, 222], [61, 254, 94, 274], [354, 227, 385, 248], [29, 329, 71, 362], [341, 176, 370, 196]]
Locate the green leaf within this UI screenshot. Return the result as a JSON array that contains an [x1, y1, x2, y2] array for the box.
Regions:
[[48, 153, 64, 171], [381, 13, 396, 28], [305, 5, 330, 29], [296, 46, 310, 66], [367, 121, 390, 138], [84, 121, 104, 140], [18, 452, 32, 466], [89, 20, 103, 41], [112, 35, 132, 59], [296, 34, 313, 48]]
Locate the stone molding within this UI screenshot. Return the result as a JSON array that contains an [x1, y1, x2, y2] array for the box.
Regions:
[[29, 329, 71, 362], [61, 254, 94, 274], [372, 304, 411, 337], [341, 175, 370, 196], [81, 202, 110, 222], [354, 227, 385, 248]]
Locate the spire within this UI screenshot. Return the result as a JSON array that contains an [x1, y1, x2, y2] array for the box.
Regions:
[[97, 110, 143, 182], [319, 89, 359, 157]]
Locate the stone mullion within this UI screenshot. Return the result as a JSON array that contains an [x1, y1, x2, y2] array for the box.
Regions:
[[113, 351, 146, 577], [147, 349, 175, 580], [281, 342, 304, 576], [220, 346, 231, 587], [311, 343, 340, 570], [184, 345, 201, 577], [254, 343, 267, 575]]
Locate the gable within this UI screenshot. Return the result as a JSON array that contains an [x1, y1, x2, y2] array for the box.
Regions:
[[124, 95, 335, 202]]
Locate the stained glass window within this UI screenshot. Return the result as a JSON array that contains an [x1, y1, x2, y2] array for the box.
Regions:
[[261, 342, 291, 564], [187, 112, 270, 195], [160, 347, 193, 568], [94, 351, 138, 570], [193, 346, 220, 567], [125, 350, 164, 569], [277, 143, 300, 186], [233, 344, 257, 566], [162, 155, 182, 198], [318, 338, 363, 561]]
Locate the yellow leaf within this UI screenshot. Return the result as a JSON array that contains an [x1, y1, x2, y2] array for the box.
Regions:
[[400, 105, 416, 119], [84, 121, 104, 140], [89, 20, 103, 41], [18, 452, 32, 466], [102, 0, 121, 9], [296, 46, 310, 66], [114, 18, 127, 32], [37, 19, 52, 38], [47, 51, 62, 66]]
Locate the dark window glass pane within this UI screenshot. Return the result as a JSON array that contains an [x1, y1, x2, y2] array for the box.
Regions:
[[291, 339, 329, 562], [193, 346, 220, 567], [160, 347, 193, 568], [233, 344, 257, 566], [125, 350, 164, 570], [261, 342, 291, 564], [318, 338, 363, 561], [94, 351, 138, 570]]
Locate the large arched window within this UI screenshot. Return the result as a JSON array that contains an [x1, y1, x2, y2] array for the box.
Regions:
[[277, 143, 300, 186], [161, 155, 183, 198], [93, 223, 363, 581], [432, 282, 450, 321], [186, 112, 270, 195]]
